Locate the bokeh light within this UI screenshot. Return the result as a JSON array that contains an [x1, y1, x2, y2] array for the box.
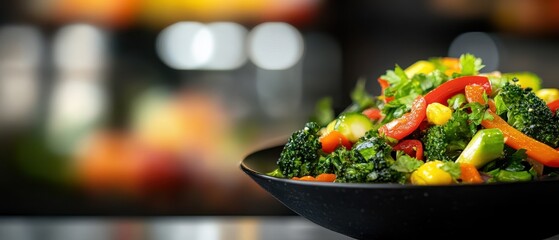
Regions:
[[0, 25, 43, 128], [204, 22, 248, 70], [156, 22, 213, 70], [156, 21, 248, 70], [46, 79, 107, 154], [53, 23, 108, 72], [448, 31, 500, 72], [248, 22, 304, 70], [47, 23, 109, 155]]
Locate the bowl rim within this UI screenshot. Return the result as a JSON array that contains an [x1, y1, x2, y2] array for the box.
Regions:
[[240, 144, 559, 190]]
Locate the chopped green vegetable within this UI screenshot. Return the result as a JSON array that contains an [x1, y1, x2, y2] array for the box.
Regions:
[[490, 170, 533, 182], [447, 93, 467, 110], [455, 129, 504, 168]]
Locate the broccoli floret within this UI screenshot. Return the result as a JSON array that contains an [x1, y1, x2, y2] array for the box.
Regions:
[[423, 108, 477, 161], [277, 122, 322, 178], [316, 148, 358, 178], [319, 131, 402, 183], [495, 81, 559, 148]]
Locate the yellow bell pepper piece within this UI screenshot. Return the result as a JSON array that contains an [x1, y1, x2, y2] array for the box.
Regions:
[[502, 72, 542, 91], [404, 60, 435, 78], [426, 103, 452, 125], [411, 160, 454, 185], [536, 88, 559, 104]]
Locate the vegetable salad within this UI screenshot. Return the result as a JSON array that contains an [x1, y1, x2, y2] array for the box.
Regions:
[[268, 54, 559, 185]]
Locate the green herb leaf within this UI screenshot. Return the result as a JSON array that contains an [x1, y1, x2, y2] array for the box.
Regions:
[[391, 152, 423, 173], [459, 53, 484, 76], [440, 161, 461, 179], [310, 97, 335, 127]]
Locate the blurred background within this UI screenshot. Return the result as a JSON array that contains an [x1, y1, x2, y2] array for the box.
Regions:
[[1, 0, 559, 238]]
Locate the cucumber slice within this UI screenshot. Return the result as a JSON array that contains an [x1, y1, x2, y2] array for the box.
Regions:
[[456, 128, 504, 168], [327, 113, 374, 142]]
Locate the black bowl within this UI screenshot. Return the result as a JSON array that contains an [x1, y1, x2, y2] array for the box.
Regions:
[[241, 145, 559, 240]]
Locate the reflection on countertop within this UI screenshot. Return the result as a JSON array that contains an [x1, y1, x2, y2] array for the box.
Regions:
[[0, 216, 355, 240], [3, 216, 559, 240]]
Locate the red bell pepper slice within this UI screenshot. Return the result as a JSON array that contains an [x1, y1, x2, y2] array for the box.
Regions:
[[547, 99, 559, 115], [465, 86, 559, 167], [362, 108, 382, 121], [393, 139, 423, 160], [424, 76, 492, 105], [378, 78, 394, 103], [378, 96, 427, 140]]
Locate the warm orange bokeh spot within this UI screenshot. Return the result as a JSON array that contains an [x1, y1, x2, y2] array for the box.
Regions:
[[51, 0, 140, 28]]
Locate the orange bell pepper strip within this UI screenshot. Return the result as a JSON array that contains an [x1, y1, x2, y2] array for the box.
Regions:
[[464, 84, 496, 111], [424, 76, 491, 105], [315, 173, 337, 182], [459, 163, 484, 184], [292, 173, 336, 182], [441, 57, 460, 76], [319, 130, 352, 154], [292, 176, 315, 181], [481, 111, 559, 167], [393, 139, 424, 160], [378, 96, 427, 140], [465, 85, 559, 167]]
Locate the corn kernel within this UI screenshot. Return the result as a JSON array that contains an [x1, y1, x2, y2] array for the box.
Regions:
[[411, 160, 453, 185], [536, 88, 559, 104], [426, 103, 452, 125]]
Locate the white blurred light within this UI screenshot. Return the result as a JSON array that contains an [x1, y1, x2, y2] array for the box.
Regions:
[[53, 23, 107, 72], [48, 24, 108, 153], [46, 78, 106, 154], [0, 25, 43, 70], [49, 80, 105, 124], [157, 22, 249, 70], [204, 22, 248, 70], [448, 32, 500, 72], [248, 22, 304, 70], [0, 25, 43, 127], [156, 22, 215, 70], [0, 74, 39, 126], [192, 27, 214, 67]]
